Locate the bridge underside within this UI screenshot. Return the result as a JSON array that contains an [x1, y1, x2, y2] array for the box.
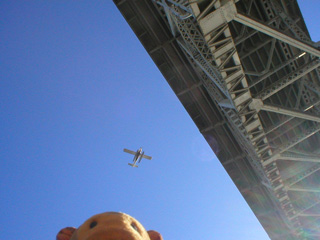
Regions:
[[114, 0, 320, 239]]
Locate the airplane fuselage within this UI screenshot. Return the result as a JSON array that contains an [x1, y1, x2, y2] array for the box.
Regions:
[[132, 148, 143, 164], [123, 147, 152, 168]]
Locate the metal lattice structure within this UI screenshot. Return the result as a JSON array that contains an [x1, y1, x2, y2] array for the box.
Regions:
[[113, 0, 320, 239]]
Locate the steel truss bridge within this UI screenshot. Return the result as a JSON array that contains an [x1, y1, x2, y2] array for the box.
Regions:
[[114, 0, 320, 239]]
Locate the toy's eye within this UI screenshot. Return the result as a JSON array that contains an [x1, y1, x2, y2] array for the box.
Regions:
[[90, 221, 97, 229], [131, 222, 139, 232]]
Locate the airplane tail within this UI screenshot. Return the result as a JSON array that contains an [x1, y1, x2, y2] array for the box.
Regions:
[[128, 163, 138, 168]]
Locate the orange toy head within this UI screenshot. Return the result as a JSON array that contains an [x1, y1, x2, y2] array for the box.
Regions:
[[56, 212, 163, 240]]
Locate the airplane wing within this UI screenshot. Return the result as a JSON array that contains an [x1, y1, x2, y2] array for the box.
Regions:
[[142, 155, 152, 160], [123, 148, 136, 155]]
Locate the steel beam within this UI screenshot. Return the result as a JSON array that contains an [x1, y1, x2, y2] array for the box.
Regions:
[[279, 153, 320, 163], [264, 99, 320, 136], [233, 13, 320, 58], [257, 59, 320, 101], [243, 39, 276, 76], [304, 80, 320, 97], [289, 200, 320, 220], [260, 103, 320, 123], [299, 213, 320, 217], [287, 164, 320, 187], [287, 186, 320, 193], [235, 17, 280, 45], [249, 51, 306, 89], [288, 148, 320, 157], [263, 124, 320, 166], [241, 38, 273, 60], [270, 0, 315, 46]]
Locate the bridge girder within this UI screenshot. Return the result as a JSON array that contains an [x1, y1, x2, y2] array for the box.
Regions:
[[114, 0, 320, 239]]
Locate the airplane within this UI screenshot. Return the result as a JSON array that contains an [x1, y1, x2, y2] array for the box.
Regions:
[[123, 147, 152, 167]]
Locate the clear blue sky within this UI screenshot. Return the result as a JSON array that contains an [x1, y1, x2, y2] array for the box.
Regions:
[[0, 1, 318, 240]]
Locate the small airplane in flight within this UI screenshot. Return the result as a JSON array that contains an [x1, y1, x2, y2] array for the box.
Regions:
[[123, 147, 152, 167]]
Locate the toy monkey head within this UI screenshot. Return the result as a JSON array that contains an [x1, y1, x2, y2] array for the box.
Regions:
[[56, 212, 163, 240]]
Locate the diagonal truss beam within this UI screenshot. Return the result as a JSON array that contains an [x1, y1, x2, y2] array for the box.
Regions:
[[299, 213, 320, 217], [233, 13, 320, 58], [269, 0, 316, 46], [279, 153, 320, 163], [248, 51, 306, 90], [289, 200, 320, 220], [256, 59, 320, 101], [286, 164, 320, 187], [263, 123, 320, 166], [287, 186, 320, 193], [243, 39, 276, 76], [260, 103, 320, 123], [263, 99, 320, 138]]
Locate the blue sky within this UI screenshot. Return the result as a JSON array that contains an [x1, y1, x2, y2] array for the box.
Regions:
[[0, 1, 318, 240]]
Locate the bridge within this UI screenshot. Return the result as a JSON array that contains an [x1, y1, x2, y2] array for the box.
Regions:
[[113, 0, 320, 239]]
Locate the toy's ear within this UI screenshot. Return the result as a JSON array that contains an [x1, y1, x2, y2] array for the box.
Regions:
[[147, 230, 163, 240], [56, 227, 77, 240]]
